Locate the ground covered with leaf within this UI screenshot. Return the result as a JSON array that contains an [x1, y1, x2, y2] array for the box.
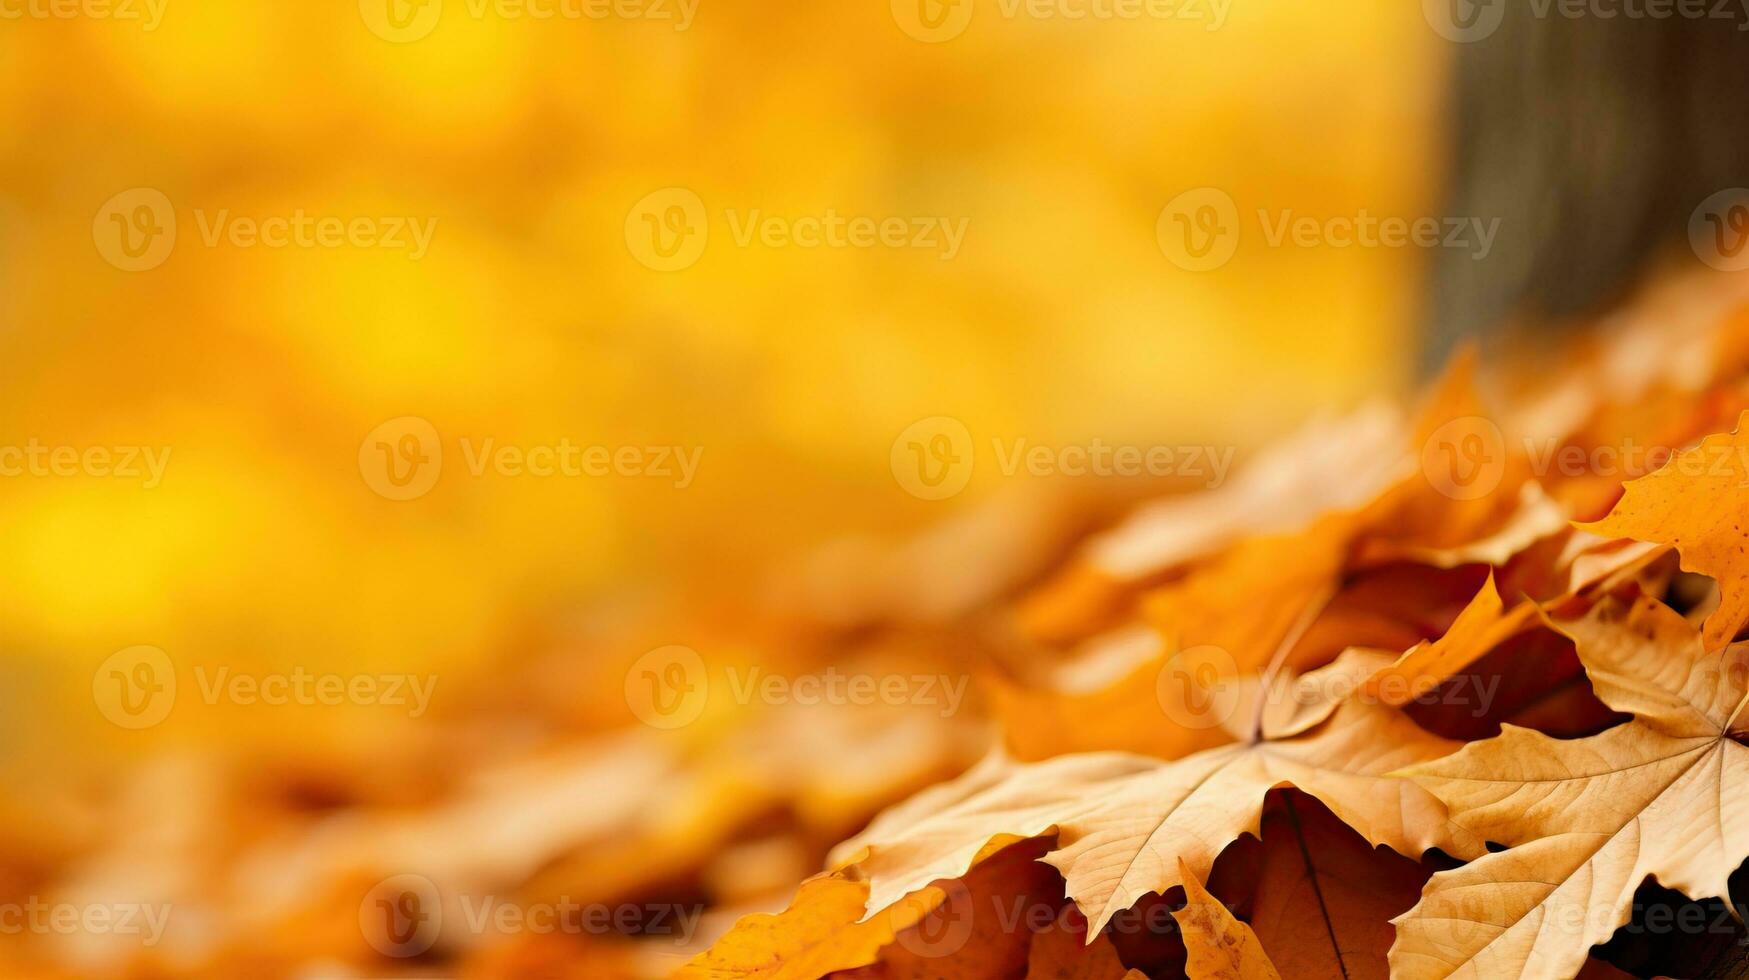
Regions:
[[12, 274, 1749, 979]]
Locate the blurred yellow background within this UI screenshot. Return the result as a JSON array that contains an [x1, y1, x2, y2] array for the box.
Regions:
[[0, 0, 1442, 767]]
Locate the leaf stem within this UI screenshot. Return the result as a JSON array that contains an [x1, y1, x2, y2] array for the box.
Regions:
[[1248, 583, 1338, 744]]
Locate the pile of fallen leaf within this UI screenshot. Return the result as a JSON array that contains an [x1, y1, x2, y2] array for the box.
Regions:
[[684, 274, 1749, 980], [13, 271, 1749, 979]]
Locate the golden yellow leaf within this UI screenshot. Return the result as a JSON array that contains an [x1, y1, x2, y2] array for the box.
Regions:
[[1580, 409, 1749, 648], [1362, 574, 1536, 707], [674, 875, 936, 980]]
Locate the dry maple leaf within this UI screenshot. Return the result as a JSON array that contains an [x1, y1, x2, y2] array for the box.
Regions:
[[831, 652, 1480, 939], [1579, 409, 1749, 649], [1173, 857, 1281, 980], [1391, 593, 1749, 979], [1363, 573, 1535, 707]]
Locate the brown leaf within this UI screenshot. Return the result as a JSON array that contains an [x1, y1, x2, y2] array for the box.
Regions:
[[1022, 908, 1142, 980]]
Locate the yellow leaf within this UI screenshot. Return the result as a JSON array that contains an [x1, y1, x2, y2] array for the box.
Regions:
[[674, 875, 934, 980], [1173, 858, 1281, 980]]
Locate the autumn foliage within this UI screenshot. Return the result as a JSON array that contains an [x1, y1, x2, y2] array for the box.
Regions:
[[683, 286, 1749, 980], [17, 285, 1749, 980]]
